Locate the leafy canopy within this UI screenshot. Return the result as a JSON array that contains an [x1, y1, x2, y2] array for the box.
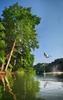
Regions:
[[0, 3, 40, 70]]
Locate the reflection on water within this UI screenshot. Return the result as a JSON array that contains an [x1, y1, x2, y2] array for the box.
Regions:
[[36, 75, 63, 100], [1, 72, 44, 100], [13, 73, 45, 100], [1, 72, 63, 100]]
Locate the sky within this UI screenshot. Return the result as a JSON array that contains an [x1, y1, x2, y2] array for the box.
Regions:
[[0, 0, 63, 64]]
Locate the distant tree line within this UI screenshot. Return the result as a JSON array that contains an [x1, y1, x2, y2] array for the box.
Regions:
[[34, 58, 63, 75]]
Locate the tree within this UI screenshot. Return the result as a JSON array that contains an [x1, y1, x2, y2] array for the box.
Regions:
[[0, 3, 41, 100], [0, 3, 40, 71]]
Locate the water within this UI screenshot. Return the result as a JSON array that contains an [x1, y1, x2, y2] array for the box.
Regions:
[[1, 72, 63, 100], [36, 75, 63, 100], [0, 73, 42, 100]]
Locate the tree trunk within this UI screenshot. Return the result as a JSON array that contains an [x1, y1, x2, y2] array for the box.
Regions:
[[1, 64, 5, 71], [5, 40, 16, 71]]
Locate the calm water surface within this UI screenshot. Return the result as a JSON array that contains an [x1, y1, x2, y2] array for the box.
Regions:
[[36, 75, 63, 100]]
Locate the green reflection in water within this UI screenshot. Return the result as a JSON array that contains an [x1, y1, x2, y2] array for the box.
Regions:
[[0, 71, 44, 100], [13, 72, 44, 100]]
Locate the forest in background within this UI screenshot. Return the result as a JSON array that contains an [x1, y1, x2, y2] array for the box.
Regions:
[[34, 58, 63, 76]]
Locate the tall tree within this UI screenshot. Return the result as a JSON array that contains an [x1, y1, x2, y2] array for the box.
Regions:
[[1, 3, 40, 71], [0, 3, 41, 99]]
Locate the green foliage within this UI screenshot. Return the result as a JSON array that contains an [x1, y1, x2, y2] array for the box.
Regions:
[[34, 63, 48, 75], [0, 22, 6, 64], [0, 22, 5, 48], [2, 3, 40, 49], [0, 3, 41, 70], [0, 40, 5, 49], [0, 50, 6, 64], [0, 3, 41, 100], [34, 58, 63, 76]]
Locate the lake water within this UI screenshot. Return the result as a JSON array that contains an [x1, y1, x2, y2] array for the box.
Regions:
[[36, 75, 63, 100]]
